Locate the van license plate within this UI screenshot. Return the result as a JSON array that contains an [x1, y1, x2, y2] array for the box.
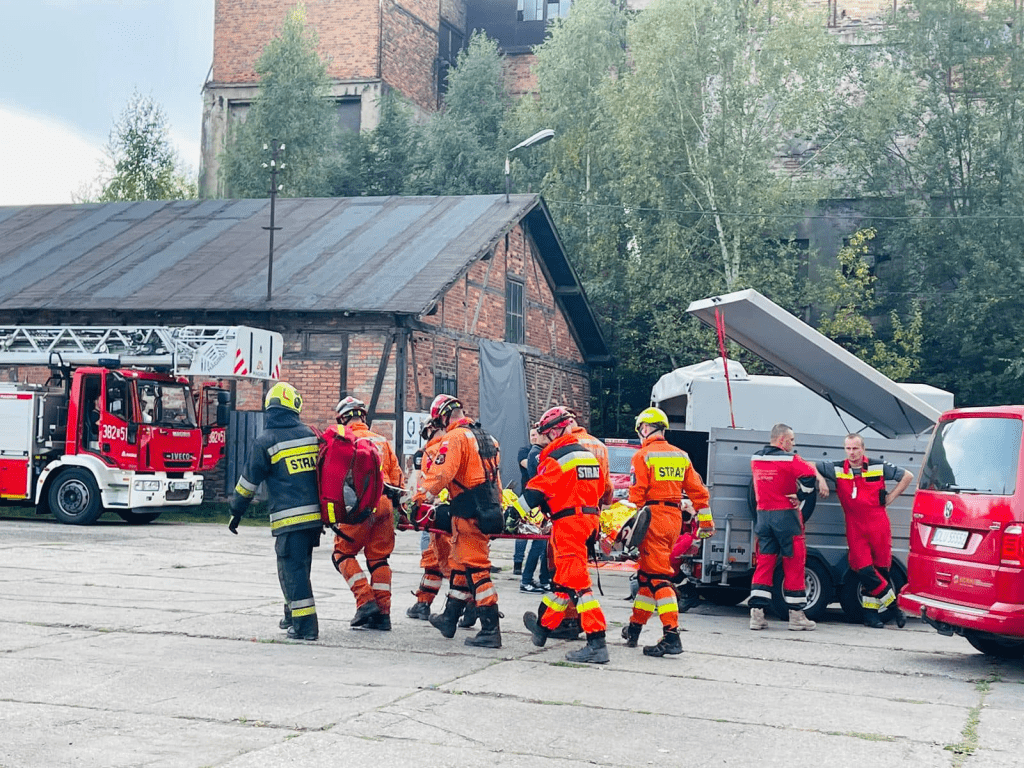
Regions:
[[931, 528, 969, 548]]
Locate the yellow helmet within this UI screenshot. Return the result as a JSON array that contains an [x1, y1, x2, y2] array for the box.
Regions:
[[265, 382, 302, 414], [635, 406, 669, 433]]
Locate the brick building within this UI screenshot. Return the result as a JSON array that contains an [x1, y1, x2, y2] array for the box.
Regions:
[[0, 194, 609, 497]]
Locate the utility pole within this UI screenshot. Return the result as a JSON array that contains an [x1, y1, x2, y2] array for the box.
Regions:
[[262, 140, 285, 302]]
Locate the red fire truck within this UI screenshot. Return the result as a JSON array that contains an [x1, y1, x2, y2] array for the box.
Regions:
[[0, 326, 282, 525]]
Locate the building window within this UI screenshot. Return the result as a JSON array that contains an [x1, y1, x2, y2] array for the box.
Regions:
[[437, 21, 465, 103], [434, 374, 458, 397], [506, 277, 525, 344], [518, 0, 569, 21], [337, 98, 361, 133]]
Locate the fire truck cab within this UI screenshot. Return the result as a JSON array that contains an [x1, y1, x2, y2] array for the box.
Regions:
[[0, 325, 282, 524]]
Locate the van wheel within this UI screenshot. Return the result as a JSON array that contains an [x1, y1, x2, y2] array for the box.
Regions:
[[965, 632, 1024, 659], [116, 510, 162, 524], [839, 567, 907, 623], [49, 468, 104, 525], [771, 558, 832, 622]]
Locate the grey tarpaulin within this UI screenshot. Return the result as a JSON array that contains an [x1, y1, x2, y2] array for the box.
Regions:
[[478, 340, 530, 492]]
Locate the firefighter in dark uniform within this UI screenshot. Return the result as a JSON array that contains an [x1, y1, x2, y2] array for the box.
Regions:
[[228, 382, 323, 641], [521, 406, 610, 664]]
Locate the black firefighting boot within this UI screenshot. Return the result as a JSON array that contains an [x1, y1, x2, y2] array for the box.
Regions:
[[464, 605, 502, 648], [621, 622, 642, 648], [406, 601, 431, 620], [565, 632, 609, 664], [549, 616, 583, 640], [350, 600, 381, 628], [523, 611, 549, 647], [864, 609, 884, 629], [279, 605, 292, 630], [429, 598, 467, 639], [880, 604, 907, 628], [458, 602, 479, 629], [642, 627, 683, 657], [367, 613, 392, 631]]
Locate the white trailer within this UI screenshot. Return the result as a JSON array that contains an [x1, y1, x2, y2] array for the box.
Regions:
[[653, 289, 952, 621]]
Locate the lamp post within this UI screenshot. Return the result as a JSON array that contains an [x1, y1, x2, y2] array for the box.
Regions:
[[505, 129, 555, 203], [262, 140, 285, 302]]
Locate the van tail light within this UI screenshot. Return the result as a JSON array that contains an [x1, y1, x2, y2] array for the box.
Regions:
[[1001, 524, 1024, 566]]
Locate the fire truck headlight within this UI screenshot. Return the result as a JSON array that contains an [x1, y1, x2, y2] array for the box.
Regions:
[[134, 480, 161, 492], [194, 478, 204, 491]]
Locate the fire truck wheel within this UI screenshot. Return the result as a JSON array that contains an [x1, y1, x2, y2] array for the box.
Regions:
[[49, 468, 104, 525], [116, 510, 162, 525], [770, 557, 832, 622]]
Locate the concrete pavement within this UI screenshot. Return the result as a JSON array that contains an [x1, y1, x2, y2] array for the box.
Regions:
[[1, 517, 1021, 768]]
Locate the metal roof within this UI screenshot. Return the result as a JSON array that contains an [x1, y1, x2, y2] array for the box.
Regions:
[[0, 194, 610, 362], [686, 289, 942, 438]]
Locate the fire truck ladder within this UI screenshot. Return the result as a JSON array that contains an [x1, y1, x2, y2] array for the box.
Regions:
[[0, 326, 282, 379]]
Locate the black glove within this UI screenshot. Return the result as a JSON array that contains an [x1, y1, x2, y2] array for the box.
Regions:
[[228, 514, 242, 534], [383, 484, 404, 504]]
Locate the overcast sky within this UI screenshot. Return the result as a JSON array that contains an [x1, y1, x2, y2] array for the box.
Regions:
[[0, 0, 215, 205]]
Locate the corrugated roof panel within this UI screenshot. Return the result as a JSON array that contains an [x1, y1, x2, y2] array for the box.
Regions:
[[287, 199, 434, 310], [95, 217, 242, 299], [230, 199, 385, 305], [354, 196, 501, 311]]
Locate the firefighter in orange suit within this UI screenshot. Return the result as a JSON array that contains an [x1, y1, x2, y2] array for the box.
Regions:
[[419, 395, 505, 648], [621, 407, 712, 656], [406, 419, 454, 619], [522, 406, 610, 664], [327, 396, 403, 632]]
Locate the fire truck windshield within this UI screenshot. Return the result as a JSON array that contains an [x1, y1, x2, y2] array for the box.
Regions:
[[136, 381, 198, 428]]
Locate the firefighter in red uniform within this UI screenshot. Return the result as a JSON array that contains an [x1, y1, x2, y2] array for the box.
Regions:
[[327, 397, 403, 631], [406, 419, 454, 619], [419, 395, 505, 648], [522, 406, 610, 664], [622, 407, 713, 656], [749, 423, 828, 631], [816, 433, 912, 628]]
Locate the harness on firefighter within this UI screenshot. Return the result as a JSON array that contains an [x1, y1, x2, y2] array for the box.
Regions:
[[448, 422, 504, 534]]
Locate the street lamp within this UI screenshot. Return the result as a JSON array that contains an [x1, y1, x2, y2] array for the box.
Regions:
[[505, 129, 555, 203]]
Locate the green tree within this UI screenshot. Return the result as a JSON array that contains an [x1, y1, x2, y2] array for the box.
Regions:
[[813, 228, 923, 380], [219, 4, 341, 198], [824, 0, 1024, 404], [362, 91, 421, 196], [85, 91, 196, 202], [412, 33, 509, 195]]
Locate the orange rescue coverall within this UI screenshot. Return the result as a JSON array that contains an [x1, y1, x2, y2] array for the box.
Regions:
[[571, 425, 614, 507], [628, 434, 710, 633], [526, 433, 607, 635], [419, 417, 502, 608], [329, 421, 403, 615]]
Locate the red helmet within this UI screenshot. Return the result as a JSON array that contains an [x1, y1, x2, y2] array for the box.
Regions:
[[536, 405, 574, 436], [430, 394, 462, 422]]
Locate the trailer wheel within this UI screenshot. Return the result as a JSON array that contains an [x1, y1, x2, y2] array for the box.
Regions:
[[116, 510, 162, 525], [839, 566, 907, 623], [770, 558, 832, 622], [49, 468, 104, 525], [964, 632, 1024, 659]]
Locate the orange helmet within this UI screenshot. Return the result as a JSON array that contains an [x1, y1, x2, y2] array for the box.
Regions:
[[536, 405, 574, 436], [430, 394, 462, 423]]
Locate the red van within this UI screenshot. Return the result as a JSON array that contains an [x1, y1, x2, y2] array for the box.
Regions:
[[898, 406, 1024, 658]]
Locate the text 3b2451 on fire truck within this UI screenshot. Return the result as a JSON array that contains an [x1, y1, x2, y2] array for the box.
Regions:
[[0, 326, 282, 525]]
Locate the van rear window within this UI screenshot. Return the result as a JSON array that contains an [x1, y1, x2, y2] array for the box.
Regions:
[[920, 417, 1022, 495]]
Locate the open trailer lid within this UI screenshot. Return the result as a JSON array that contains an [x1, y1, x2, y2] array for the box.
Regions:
[[686, 289, 941, 438]]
